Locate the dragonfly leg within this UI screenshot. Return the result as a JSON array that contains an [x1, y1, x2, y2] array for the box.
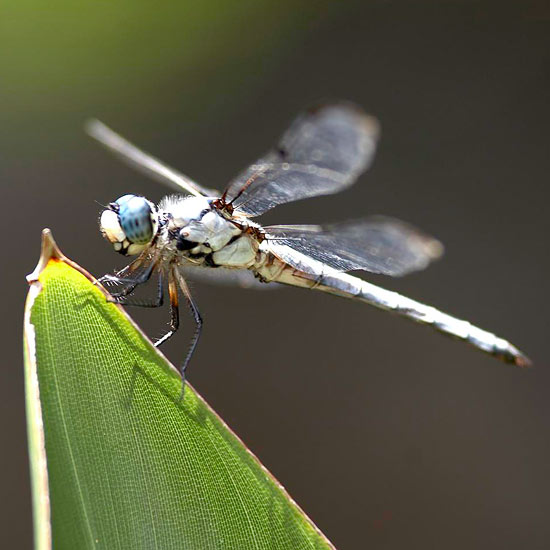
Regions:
[[100, 261, 157, 302], [173, 269, 203, 398], [96, 254, 146, 291], [112, 272, 165, 309], [154, 275, 179, 348]]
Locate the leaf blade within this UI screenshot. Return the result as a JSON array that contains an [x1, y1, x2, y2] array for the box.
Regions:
[[24, 230, 335, 550]]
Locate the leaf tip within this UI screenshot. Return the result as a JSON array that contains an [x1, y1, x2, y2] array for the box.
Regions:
[[27, 229, 66, 284]]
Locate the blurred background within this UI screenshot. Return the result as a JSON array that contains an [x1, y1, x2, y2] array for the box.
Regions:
[[2, 1, 549, 548]]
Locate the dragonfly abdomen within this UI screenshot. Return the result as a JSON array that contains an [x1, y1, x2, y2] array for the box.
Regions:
[[264, 258, 530, 368]]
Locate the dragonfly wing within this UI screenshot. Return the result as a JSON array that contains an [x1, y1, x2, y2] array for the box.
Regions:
[[85, 119, 219, 197], [224, 103, 379, 217], [180, 265, 278, 290], [265, 216, 444, 276]]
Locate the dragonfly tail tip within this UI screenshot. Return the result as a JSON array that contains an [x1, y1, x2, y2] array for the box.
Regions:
[[515, 352, 532, 369], [505, 346, 532, 368]]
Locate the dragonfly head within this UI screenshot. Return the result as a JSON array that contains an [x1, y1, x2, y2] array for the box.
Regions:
[[100, 194, 158, 255]]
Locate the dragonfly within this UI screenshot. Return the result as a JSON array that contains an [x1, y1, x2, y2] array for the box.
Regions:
[[86, 102, 530, 391]]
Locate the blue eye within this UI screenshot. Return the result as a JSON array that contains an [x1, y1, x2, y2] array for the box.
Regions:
[[114, 194, 155, 244]]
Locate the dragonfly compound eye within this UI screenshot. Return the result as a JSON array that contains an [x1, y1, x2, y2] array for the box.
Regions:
[[99, 194, 158, 255]]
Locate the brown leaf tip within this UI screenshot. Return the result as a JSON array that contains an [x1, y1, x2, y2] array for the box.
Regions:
[[26, 228, 66, 284]]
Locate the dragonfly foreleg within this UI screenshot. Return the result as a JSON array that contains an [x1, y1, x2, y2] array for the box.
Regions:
[[111, 271, 165, 309], [99, 262, 157, 307], [96, 254, 147, 290]]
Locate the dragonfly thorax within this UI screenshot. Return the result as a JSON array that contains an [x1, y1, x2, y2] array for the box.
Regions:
[[158, 195, 260, 269], [100, 194, 159, 256]]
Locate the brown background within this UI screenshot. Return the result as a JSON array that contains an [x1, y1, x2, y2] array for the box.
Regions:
[[2, 1, 549, 548]]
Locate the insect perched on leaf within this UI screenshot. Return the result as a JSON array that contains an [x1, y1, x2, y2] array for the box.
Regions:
[[87, 102, 530, 393]]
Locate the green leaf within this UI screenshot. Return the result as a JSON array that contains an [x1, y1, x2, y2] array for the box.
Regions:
[[24, 229, 335, 550]]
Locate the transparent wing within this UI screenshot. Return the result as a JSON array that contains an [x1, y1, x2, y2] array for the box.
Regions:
[[224, 103, 380, 217], [265, 216, 444, 277], [85, 119, 219, 197], [180, 265, 278, 290]]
